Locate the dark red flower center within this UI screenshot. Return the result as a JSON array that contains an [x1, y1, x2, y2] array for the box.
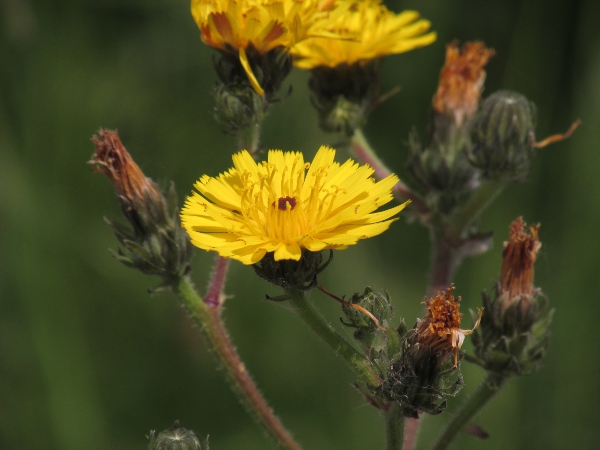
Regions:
[[273, 196, 297, 211]]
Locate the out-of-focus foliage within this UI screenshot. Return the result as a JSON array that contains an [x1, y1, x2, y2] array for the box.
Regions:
[[1, 0, 599, 449]]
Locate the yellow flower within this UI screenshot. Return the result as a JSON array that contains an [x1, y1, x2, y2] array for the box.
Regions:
[[181, 146, 408, 264], [191, 0, 345, 95], [292, 0, 436, 70]]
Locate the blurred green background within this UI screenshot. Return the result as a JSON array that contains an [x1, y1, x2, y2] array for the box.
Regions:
[[1, 0, 599, 449]]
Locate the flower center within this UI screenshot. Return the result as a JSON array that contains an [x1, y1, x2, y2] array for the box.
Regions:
[[274, 196, 297, 210]]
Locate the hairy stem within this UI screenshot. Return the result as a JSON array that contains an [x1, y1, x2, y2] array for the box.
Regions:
[[287, 289, 381, 386], [431, 373, 506, 450], [173, 275, 301, 450], [204, 255, 230, 307], [385, 403, 406, 450]]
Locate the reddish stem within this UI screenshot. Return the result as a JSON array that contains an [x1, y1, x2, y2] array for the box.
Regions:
[[204, 255, 230, 307]]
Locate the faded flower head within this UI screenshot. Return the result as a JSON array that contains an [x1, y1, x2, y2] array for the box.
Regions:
[[191, 0, 344, 95], [415, 285, 481, 367], [181, 146, 408, 265], [471, 218, 552, 376], [374, 286, 478, 417], [500, 216, 541, 300], [148, 421, 204, 450], [90, 129, 160, 207], [89, 129, 192, 279], [292, 0, 436, 69], [432, 41, 495, 128]]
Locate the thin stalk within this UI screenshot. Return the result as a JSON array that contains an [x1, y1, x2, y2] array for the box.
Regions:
[[203, 121, 261, 306], [287, 289, 381, 386], [351, 129, 429, 215], [450, 179, 506, 238], [173, 275, 301, 450], [427, 229, 458, 297], [385, 403, 405, 450], [431, 373, 506, 450], [204, 255, 230, 307], [238, 122, 261, 156], [402, 418, 420, 450]]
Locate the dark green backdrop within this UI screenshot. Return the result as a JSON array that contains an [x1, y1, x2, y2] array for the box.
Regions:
[[1, 0, 599, 449]]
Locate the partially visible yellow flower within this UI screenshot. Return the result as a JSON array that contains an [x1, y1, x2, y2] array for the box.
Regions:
[[191, 0, 345, 95], [181, 146, 408, 264], [292, 0, 436, 69]]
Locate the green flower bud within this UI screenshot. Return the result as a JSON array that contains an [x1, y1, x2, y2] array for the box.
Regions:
[[339, 287, 398, 356], [470, 90, 537, 182], [148, 421, 205, 450], [213, 82, 267, 137]]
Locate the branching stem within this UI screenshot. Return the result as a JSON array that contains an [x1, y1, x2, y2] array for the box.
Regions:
[[287, 288, 381, 386]]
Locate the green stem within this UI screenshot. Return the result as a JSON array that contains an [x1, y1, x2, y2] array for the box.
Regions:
[[287, 289, 381, 386], [237, 122, 261, 155], [385, 403, 405, 450], [351, 129, 429, 215], [450, 179, 506, 237], [427, 229, 458, 297], [431, 373, 506, 450], [173, 275, 301, 450]]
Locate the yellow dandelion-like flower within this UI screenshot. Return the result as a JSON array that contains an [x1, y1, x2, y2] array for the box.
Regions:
[[292, 0, 436, 70], [181, 146, 408, 265], [191, 0, 345, 95]]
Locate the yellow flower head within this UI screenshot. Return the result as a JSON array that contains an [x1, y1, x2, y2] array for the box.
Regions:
[[181, 146, 408, 265], [292, 0, 436, 70], [191, 0, 344, 95]]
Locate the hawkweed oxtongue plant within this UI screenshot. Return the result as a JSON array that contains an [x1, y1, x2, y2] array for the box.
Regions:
[[89, 0, 579, 449]]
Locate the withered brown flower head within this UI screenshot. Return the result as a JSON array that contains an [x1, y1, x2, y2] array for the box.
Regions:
[[416, 285, 482, 367], [89, 129, 159, 205], [432, 41, 495, 128], [500, 217, 541, 300]]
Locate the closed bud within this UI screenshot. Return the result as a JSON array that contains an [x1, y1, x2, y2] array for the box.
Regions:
[[213, 82, 267, 138], [340, 287, 399, 357], [470, 90, 537, 182], [148, 421, 205, 450]]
